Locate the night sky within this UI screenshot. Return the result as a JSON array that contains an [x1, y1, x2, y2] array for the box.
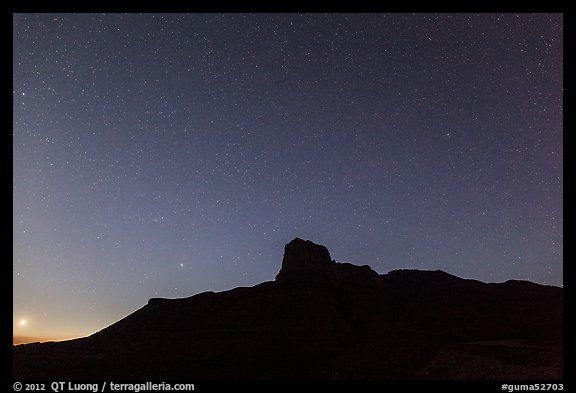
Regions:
[[13, 13, 563, 342]]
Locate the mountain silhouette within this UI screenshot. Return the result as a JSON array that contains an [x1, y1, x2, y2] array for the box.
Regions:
[[13, 237, 563, 379]]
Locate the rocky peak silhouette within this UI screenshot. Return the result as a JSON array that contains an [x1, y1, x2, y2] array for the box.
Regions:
[[275, 237, 334, 282], [276, 237, 382, 288], [13, 237, 563, 380]]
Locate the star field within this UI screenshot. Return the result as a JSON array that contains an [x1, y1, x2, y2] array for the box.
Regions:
[[13, 13, 562, 341]]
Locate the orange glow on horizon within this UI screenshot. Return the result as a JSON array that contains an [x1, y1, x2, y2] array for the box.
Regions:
[[13, 334, 86, 346]]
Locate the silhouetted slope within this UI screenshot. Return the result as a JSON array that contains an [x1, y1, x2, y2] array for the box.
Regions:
[[13, 238, 563, 380]]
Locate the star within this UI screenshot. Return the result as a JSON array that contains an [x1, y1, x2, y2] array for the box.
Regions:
[[12, 12, 563, 344]]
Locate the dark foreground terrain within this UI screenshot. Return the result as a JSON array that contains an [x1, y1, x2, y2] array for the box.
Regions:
[[14, 238, 563, 379]]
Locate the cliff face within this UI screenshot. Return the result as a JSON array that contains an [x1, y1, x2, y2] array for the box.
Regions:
[[275, 237, 335, 283], [275, 237, 381, 287], [13, 238, 563, 380]]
